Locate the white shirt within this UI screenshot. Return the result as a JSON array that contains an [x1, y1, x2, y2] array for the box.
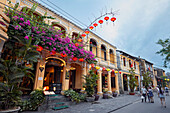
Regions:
[[141, 88, 147, 94]]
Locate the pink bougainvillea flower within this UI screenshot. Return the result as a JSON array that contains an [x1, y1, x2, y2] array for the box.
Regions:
[[20, 18, 24, 21], [24, 36, 29, 40]]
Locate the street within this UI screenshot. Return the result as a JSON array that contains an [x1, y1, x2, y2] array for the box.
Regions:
[[111, 94, 170, 113]]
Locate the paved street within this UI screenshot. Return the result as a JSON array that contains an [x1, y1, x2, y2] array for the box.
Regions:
[[23, 93, 170, 113], [111, 94, 170, 113]]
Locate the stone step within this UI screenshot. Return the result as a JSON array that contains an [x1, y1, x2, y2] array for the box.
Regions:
[[56, 102, 65, 105], [52, 105, 69, 110]]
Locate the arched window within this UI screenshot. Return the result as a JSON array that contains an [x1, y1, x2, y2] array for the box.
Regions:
[[101, 45, 106, 61], [110, 49, 114, 63], [90, 39, 97, 56], [52, 22, 66, 37]]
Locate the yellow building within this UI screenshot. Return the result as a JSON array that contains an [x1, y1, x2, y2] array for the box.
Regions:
[[0, 0, 118, 95], [116, 50, 140, 93]]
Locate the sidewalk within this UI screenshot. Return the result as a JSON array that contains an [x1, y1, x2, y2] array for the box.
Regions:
[[23, 94, 141, 113]]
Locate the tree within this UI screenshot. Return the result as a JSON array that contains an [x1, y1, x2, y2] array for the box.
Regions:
[[142, 72, 152, 88], [156, 38, 170, 68], [127, 68, 137, 93]]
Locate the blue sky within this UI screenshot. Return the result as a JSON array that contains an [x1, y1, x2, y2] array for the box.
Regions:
[[37, 0, 170, 73]]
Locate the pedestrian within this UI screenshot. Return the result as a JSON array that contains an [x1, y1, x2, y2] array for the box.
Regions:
[[156, 85, 160, 97], [164, 86, 169, 96], [141, 86, 147, 102], [159, 86, 166, 108], [148, 86, 154, 103]]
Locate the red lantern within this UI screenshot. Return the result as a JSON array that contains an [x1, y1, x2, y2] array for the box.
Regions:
[[130, 64, 133, 68], [36, 46, 43, 52], [61, 53, 67, 57], [91, 63, 94, 68], [98, 20, 103, 24], [111, 17, 116, 22], [79, 58, 84, 62], [72, 57, 78, 61], [104, 16, 109, 21], [112, 69, 115, 72], [78, 38, 82, 42], [89, 26, 94, 30], [90, 42, 92, 44], [119, 71, 121, 74], [93, 23, 98, 27], [50, 50, 56, 55], [81, 34, 86, 37], [85, 31, 89, 34], [103, 67, 105, 71]]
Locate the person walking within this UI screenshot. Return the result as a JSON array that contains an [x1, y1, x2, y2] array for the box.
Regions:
[[159, 86, 166, 108], [141, 86, 147, 102], [148, 86, 154, 103]]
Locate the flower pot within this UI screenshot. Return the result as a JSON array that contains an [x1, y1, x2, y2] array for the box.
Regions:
[[103, 93, 108, 99], [94, 94, 100, 101], [112, 93, 117, 97], [86, 96, 95, 102], [0, 107, 20, 113], [129, 92, 135, 95]]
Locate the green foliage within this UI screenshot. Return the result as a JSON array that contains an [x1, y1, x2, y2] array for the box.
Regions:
[[156, 38, 170, 68], [83, 70, 99, 97], [0, 59, 24, 110], [142, 72, 152, 88], [19, 89, 45, 111], [127, 68, 137, 93], [64, 89, 86, 103]]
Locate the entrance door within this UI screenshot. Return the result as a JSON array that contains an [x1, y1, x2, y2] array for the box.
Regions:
[[69, 70, 76, 89], [123, 74, 128, 91]]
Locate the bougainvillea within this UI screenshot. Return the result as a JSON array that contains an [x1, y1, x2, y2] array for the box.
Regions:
[[5, 3, 96, 64]]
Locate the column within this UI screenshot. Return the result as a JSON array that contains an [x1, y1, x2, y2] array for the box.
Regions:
[[97, 70, 102, 96], [97, 45, 101, 62], [106, 49, 110, 65], [115, 73, 119, 94], [107, 72, 112, 94], [62, 65, 66, 91], [34, 59, 46, 90], [64, 63, 70, 91], [81, 65, 86, 91]]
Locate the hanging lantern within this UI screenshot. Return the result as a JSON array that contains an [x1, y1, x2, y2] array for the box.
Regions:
[[98, 20, 103, 28], [96, 66, 100, 70], [103, 67, 105, 71], [89, 26, 94, 30], [119, 71, 121, 74], [79, 58, 84, 62], [130, 64, 133, 68], [91, 63, 95, 68], [167, 79, 169, 81], [93, 23, 98, 27], [43, 86, 49, 91], [112, 69, 115, 73], [165, 78, 167, 80], [72, 57, 78, 61], [115, 71, 118, 74], [107, 69, 111, 71], [61, 53, 67, 57], [50, 50, 56, 55], [90, 42, 92, 44], [78, 38, 82, 42], [104, 16, 109, 24], [36, 45, 43, 52], [81, 34, 86, 38], [110, 17, 116, 22], [85, 31, 90, 34]]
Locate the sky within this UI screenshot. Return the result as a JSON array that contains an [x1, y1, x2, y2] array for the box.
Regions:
[[36, 0, 170, 73]]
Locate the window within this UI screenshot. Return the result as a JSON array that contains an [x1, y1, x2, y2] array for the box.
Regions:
[[101, 45, 106, 61], [129, 60, 131, 68], [134, 62, 136, 69], [111, 72, 116, 88], [123, 57, 126, 66]]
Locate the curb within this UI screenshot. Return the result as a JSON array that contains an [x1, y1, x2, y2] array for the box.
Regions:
[[107, 99, 141, 113]]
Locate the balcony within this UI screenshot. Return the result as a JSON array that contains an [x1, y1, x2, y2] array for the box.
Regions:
[[99, 59, 108, 67], [109, 62, 116, 69]]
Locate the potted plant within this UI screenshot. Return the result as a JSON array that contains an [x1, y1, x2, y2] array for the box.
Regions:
[[112, 90, 118, 97], [83, 70, 98, 102], [127, 68, 137, 95], [0, 59, 25, 112], [102, 88, 109, 99]]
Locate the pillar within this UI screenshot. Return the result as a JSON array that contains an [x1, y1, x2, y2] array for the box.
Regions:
[[97, 70, 102, 96], [107, 72, 112, 94], [115, 73, 119, 94], [97, 45, 101, 62], [34, 59, 46, 90], [62, 65, 66, 91], [81, 64, 86, 91], [106, 49, 110, 65]]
